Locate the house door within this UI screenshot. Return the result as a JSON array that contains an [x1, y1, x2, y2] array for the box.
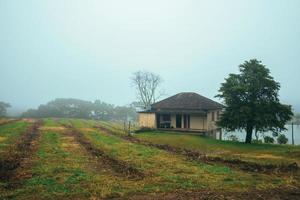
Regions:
[[156, 114, 160, 128], [176, 114, 182, 128], [183, 114, 190, 129]]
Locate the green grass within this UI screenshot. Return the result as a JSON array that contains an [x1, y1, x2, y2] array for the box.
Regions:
[[3, 121, 129, 199], [74, 119, 300, 165], [75, 120, 294, 192], [1, 119, 299, 199], [0, 120, 30, 152], [43, 118, 60, 127], [135, 131, 300, 165]]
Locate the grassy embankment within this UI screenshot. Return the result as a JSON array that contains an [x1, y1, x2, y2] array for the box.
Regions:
[[135, 131, 300, 165], [90, 120, 300, 166]]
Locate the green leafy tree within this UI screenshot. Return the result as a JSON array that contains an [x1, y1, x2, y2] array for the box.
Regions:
[[217, 59, 293, 143], [0, 101, 11, 117]]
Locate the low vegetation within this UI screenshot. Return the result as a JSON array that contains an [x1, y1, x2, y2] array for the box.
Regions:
[[0, 120, 30, 153], [135, 131, 300, 166], [0, 118, 299, 199]]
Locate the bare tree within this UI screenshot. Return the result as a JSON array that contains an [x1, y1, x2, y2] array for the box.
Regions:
[[131, 70, 163, 109]]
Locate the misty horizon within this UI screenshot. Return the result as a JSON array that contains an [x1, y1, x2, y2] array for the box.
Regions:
[[1, 1, 300, 114]]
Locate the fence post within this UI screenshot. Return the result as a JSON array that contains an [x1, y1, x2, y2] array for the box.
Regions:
[[292, 122, 294, 145], [124, 121, 126, 134], [128, 121, 131, 136]]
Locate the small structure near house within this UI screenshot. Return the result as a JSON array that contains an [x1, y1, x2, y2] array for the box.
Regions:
[[138, 92, 223, 139]]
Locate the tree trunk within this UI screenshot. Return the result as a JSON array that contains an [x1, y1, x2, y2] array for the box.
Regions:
[[245, 125, 253, 143], [254, 129, 258, 140]]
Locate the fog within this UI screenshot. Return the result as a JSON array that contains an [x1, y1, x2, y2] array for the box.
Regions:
[[0, 0, 300, 115]]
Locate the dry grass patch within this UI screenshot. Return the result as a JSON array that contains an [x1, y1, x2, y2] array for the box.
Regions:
[[0, 136, 7, 143], [80, 128, 95, 132], [39, 126, 67, 132], [21, 119, 36, 123]]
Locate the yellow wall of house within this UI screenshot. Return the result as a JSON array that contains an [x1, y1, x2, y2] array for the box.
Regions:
[[138, 110, 222, 131], [190, 114, 207, 129], [207, 110, 221, 131], [171, 115, 176, 128], [138, 113, 156, 128]]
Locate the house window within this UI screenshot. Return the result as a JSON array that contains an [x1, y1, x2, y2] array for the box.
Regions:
[[160, 114, 171, 128], [162, 114, 171, 121], [211, 111, 215, 121], [176, 114, 182, 128], [183, 114, 190, 129]]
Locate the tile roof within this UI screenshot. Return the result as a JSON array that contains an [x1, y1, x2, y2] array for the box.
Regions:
[[151, 92, 223, 111]]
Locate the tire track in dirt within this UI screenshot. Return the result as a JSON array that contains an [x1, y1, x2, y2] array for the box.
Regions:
[[0, 120, 43, 188], [93, 125, 299, 175], [62, 124, 146, 180]]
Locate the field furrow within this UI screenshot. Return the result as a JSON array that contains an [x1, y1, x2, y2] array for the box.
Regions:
[[2, 120, 129, 199], [0, 120, 42, 187], [63, 124, 146, 179]]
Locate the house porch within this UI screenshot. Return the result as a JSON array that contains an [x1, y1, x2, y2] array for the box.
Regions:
[[156, 113, 207, 131]]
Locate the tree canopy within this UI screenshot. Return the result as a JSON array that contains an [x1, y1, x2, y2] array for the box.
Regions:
[[0, 101, 11, 117], [22, 98, 137, 121], [216, 59, 293, 143]]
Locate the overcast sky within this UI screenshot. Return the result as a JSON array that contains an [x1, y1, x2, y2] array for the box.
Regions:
[[0, 0, 300, 113]]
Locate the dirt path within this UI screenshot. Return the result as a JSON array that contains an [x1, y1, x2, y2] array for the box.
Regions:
[[94, 125, 299, 175], [0, 120, 43, 188], [63, 124, 145, 179]]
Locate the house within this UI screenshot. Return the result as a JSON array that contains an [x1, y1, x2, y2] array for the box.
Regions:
[[138, 92, 223, 139]]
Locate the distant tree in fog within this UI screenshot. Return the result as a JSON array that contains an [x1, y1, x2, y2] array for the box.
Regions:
[[21, 98, 137, 121], [131, 70, 164, 110], [0, 101, 11, 117]]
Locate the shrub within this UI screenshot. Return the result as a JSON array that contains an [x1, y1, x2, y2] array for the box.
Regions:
[[134, 127, 156, 133], [252, 139, 263, 144], [264, 136, 274, 144], [228, 135, 239, 142], [277, 134, 288, 144]]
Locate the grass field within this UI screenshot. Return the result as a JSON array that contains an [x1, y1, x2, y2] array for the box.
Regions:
[[0, 120, 30, 153], [0, 118, 299, 199], [135, 131, 300, 165]]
